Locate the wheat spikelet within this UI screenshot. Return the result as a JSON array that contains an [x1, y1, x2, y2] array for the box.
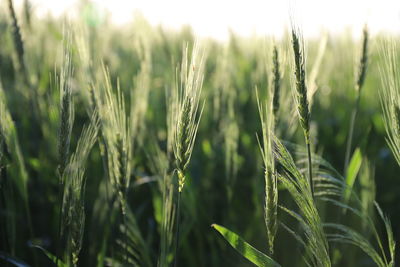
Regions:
[[256, 87, 278, 255], [91, 64, 133, 259], [344, 26, 369, 171], [170, 42, 205, 267], [7, 0, 26, 77], [93, 65, 133, 264], [116, 133, 128, 214], [213, 47, 239, 199], [273, 136, 331, 267], [172, 42, 205, 192], [56, 31, 75, 264], [23, 0, 31, 29], [291, 28, 310, 144], [290, 26, 314, 197], [103, 73, 130, 196], [356, 26, 369, 92], [58, 32, 75, 178], [272, 45, 281, 119], [393, 106, 400, 139], [130, 45, 151, 150], [61, 113, 99, 266], [0, 78, 29, 200], [379, 39, 400, 166]]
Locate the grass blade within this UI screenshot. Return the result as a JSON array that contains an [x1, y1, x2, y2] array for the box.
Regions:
[[212, 224, 281, 267], [343, 148, 362, 204], [31, 245, 67, 267]]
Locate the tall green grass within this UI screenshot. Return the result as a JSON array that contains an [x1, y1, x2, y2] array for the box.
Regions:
[[0, 3, 398, 267]]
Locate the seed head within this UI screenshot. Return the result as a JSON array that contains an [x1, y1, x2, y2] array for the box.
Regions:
[[291, 29, 310, 144], [172, 43, 205, 192], [272, 46, 281, 119], [356, 26, 369, 92]]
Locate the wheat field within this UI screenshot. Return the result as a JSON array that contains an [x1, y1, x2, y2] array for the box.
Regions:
[[0, 1, 399, 266]]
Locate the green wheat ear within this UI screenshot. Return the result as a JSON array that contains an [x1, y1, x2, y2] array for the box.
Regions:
[[393, 105, 400, 138], [291, 28, 310, 144], [0, 78, 28, 201], [272, 136, 331, 266], [177, 169, 185, 193], [344, 26, 369, 171], [23, 0, 32, 29], [272, 45, 281, 120], [172, 42, 205, 192], [256, 87, 278, 255], [290, 26, 314, 197], [171, 42, 206, 267], [356, 26, 369, 92], [56, 30, 75, 265], [58, 32, 75, 179], [7, 0, 26, 76], [380, 39, 400, 166], [115, 132, 128, 214], [61, 112, 99, 266], [95, 65, 132, 205]]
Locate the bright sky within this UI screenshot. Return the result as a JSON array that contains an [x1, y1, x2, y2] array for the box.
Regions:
[[12, 0, 400, 40]]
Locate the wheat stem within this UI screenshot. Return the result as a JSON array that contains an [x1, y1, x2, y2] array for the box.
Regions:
[[344, 26, 368, 172], [56, 32, 74, 264], [344, 96, 360, 172], [170, 43, 205, 266], [173, 190, 182, 267], [306, 142, 314, 198], [122, 204, 128, 263], [256, 85, 278, 255]]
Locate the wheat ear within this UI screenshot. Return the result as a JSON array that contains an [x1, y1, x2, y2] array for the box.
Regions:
[[291, 27, 313, 198], [344, 26, 369, 171]]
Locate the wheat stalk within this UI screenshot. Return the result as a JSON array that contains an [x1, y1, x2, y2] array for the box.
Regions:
[[56, 31, 75, 265], [95, 66, 132, 208], [61, 113, 99, 266], [212, 46, 239, 200], [344, 26, 369, 171], [58, 33, 75, 178], [291, 26, 314, 198], [0, 76, 37, 265], [23, 0, 31, 30], [173, 43, 205, 192], [130, 46, 151, 149], [0, 78, 28, 200], [7, 0, 26, 80], [380, 39, 400, 167], [273, 136, 331, 267], [93, 65, 133, 262], [171, 42, 205, 267], [256, 87, 278, 255], [158, 171, 176, 267], [7, 0, 44, 133], [272, 45, 281, 121]]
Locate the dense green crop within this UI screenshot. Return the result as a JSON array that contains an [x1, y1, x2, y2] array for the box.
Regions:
[[0, 1, 399, 266]]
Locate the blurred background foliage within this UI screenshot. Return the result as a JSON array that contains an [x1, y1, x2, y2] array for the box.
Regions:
[[0, 1, 399, 266]]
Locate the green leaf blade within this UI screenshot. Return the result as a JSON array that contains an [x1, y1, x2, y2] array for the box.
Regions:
[[212, 224, 281, 267], [344, 148, 362, 203], [31, 245, 67, 267]]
